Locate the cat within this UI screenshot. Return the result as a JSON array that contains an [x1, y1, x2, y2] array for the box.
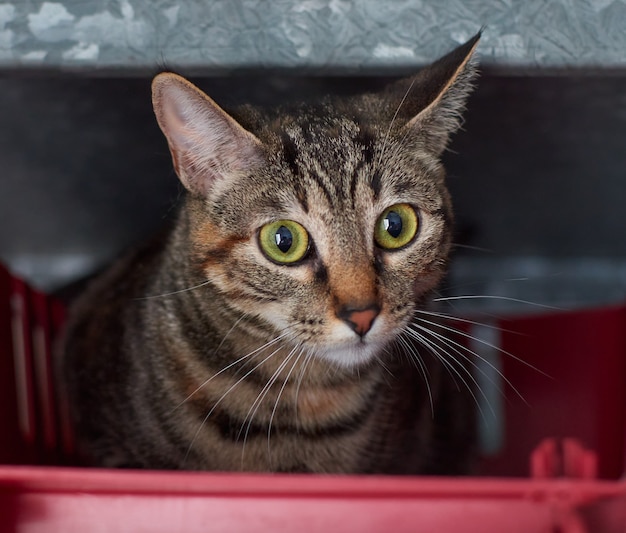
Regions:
[[60, 33, 481, 474]]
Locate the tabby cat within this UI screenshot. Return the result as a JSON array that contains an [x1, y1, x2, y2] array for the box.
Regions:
[[61, 33, 480, 474]]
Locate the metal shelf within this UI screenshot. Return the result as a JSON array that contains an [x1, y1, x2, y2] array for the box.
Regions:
[[2, 0, 625, 73]]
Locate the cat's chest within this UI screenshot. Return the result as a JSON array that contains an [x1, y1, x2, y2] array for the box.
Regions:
[[169, 353, 391, 471]]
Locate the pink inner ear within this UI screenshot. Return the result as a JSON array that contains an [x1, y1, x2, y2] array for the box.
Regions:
[[153, 74, 265, 196], [159, 89, 210, 154]]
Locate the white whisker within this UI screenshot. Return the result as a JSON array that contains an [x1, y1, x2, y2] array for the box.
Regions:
[[450, 243, 494, 253], [410, 313, 540, 414], [376, 78, 416, 170], [182, 341, 288, 466], [414, 314, 549, 379], [171, 329, 293, 413], [267, 346, 306, 466], [239, 342, 302, 468], [395, 335, 434, 417], [376, 354, 394, 378], [415, 308, 520, 336], [294, 348, 316, 426], [433, 294, 563, 311], [412, 321, 505, 396], [409, 324, 499, 417], [404, 326, 487, 421], [134, 278, 216, 300]]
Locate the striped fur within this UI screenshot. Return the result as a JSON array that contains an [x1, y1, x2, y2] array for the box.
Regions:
[[61, 34, 480, 474]]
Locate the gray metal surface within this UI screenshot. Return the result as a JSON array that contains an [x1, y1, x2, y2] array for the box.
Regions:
[[1, 0, 625, 72]]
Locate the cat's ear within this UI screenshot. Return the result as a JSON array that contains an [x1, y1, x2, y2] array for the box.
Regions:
[[396, 32, 480, 157], [152, 73, 264, 197]]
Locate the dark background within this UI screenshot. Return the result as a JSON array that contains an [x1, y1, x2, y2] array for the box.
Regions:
[[1, 72, 625, 309]]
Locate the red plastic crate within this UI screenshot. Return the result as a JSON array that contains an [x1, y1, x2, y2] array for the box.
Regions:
[[1, 467, 624, 533], [1, 264, 625, 532]]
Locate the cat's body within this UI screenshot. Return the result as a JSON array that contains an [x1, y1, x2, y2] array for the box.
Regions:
[[61, 34, 480, 474]]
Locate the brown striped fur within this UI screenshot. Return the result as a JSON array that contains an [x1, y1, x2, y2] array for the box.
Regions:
[[61, 34, 480, 474]]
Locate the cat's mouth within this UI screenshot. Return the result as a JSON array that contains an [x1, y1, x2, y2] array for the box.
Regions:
[[316, 320, 400, 369], [298, 309, 407, 369], [317, 340, 387, 369]]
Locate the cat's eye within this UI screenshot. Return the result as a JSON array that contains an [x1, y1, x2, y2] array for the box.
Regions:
[[259, 220, 310, 264], [374, 204, 419, 250]]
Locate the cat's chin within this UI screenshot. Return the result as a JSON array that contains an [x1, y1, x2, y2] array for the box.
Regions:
[[317, 340, 388, 369]]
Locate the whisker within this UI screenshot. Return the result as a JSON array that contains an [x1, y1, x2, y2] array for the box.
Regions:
[[413, 314, 549, 378], [171, 329, 293, 413], [433, 294, 563, 311], [182, 342, 288, 466], [396, 335, 432, 380], [215, 314, 247, 352], [409, 323, 501, 416], [415, 308, 523, 336], [293, 348, 316, 426], [267, 346, 306, 465], [239, 342, 302, 467], [410, 319, 530, 408], [376, 354, 395, 378], [414, 329, 462, 390], [134, 278, 216, 300], [432, 293, 522, 325], [404, 327, 460, 390], [412, 321, 503, 391], [404, 327, 487, 421], [376, 78, 416, 169], [394, 335, 434, 417], [450, 243, 494, 253]]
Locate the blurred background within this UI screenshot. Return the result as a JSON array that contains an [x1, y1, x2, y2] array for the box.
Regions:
[[1, 0, 626, 482]]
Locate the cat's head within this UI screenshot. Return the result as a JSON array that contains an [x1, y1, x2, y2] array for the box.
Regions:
[[152, 34, 479, 369]]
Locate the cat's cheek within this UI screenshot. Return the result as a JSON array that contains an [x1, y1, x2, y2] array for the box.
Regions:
[[255, 302, 293, 331], [412, 266, 446, 298]]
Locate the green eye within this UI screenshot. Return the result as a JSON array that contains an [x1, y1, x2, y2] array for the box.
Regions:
[[259, 220, 309, 264], [374, 204, 419, 250]]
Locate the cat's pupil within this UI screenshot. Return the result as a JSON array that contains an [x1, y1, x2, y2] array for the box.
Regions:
[[275, 226, 293, 253], [383, 211, 403, 238]]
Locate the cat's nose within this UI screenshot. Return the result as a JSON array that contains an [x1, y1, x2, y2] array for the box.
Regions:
[[337, 304, 380, 337]]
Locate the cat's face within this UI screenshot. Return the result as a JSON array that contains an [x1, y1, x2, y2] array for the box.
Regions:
[[152, 35, 479, 369], [186, 114, 453, 368]]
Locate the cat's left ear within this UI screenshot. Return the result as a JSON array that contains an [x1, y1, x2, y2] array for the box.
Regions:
[[152, 73, 264, 197], [399, 32, 481, 157]]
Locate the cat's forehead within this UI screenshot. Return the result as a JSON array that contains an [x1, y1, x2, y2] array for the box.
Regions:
[[266, 113, 378, 210], [279, 110, 370, 156], [213, 102, 447, 228], [275, 110, 440, 191]]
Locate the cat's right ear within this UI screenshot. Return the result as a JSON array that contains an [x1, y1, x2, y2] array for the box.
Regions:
[[391, 32, 480, 157], [152, 73, 264, 197]]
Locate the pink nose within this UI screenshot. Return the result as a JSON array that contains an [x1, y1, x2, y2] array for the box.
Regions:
[[337, 304, 380, 337]]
